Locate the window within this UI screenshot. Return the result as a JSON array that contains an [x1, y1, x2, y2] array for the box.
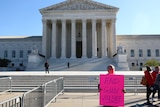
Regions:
[[147, 49, 151, 57], [155, 49, 159, 57], [130, 49, 135, 57], [12, 50, 16, 58], [131, 63, 135, 67], [124, 49, 126, 54], [20, 50, 23, 58], [139, 49, 143, 57], [4, 50, 8, 58], [140, 63, 143, 66], [28, 50, 31, 55]]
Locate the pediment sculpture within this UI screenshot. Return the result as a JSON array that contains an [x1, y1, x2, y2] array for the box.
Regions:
[[43, 0, 117, 11]]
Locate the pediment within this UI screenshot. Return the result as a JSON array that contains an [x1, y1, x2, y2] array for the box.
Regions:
[[40, 0, 118, 12]]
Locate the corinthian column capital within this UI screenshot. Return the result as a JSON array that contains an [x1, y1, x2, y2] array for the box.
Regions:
[[111, 18, 116, 24], [42, 19, 47, 24], [51, 19, 57, 23]]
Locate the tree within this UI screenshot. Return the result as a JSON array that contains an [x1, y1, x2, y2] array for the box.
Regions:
[[0, 58, 11, 67], [144, 59, 160, 67]]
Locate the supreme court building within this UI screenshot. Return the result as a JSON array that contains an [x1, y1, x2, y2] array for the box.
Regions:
[[40, 0, 118, 59], [1, 0, 160, 71]]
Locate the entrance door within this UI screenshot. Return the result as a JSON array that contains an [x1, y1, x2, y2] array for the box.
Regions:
[[76, 41, 82, 58]]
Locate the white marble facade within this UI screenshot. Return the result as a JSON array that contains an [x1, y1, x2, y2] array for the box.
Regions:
[[0, 36, 42, 68], [39, 0, 118, 59], [1, 35, 160, 70]]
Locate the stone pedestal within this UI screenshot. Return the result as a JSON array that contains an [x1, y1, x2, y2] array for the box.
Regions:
[[114, 54, 130, 71], [28, 54, 44, 63]]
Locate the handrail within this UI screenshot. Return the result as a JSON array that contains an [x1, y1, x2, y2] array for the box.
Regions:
[[0, 76, 12, 80], [0, 76, 12, 94], [23, 86, 41, 96], [22, 77, 64, 107]]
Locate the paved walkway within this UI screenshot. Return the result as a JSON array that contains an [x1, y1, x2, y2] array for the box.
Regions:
[[0, 92, 23, 102], [48, 93, 160, 107], [1, 92, 160, 107]]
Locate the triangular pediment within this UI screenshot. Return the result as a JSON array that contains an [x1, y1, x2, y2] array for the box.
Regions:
[[40, 0, 118, 12]]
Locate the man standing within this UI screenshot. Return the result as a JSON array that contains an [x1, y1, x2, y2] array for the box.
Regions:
[[67, 62, 70, 68], [44, 60, 49, 74]]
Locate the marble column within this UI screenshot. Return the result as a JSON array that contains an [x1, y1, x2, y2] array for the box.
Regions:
[[51, 19, 56, 59], [61, 19, 66, 58], [92, 19, 97, 58], [71, 19, 76, 58], [111, 19, 117, 57], [42, 19, 47, 58], [82, 19, 87, 58], [104, 20, 108, 57], [101, 19, 107, 57]]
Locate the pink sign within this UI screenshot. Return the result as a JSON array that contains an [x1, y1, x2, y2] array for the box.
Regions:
[[99, 74, 124, 106]]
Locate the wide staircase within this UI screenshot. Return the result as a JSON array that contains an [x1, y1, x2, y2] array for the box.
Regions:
[[26, 57, 117, 71]]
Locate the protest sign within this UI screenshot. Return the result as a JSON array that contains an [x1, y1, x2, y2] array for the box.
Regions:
[[100, 74, 124, 106]]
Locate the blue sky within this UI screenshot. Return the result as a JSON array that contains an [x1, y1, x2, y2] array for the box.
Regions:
[[0, 0, 160, 36]]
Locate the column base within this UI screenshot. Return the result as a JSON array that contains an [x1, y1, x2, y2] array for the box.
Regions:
[[81, 56, 88, 59], [60, 56, 67, 59], [92, 56, 98, 58], [49, 57, 57, 60], [101, 56, 108, 58], [70, 56, 77, 59]]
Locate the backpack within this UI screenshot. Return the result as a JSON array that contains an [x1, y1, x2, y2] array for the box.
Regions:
[[140, 76, 147, 86]]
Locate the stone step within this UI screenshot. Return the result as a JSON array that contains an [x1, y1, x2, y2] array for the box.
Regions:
[[26, 57, 117, 71]]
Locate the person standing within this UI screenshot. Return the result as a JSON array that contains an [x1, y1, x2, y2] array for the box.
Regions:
[[98, 64, 126, 91], [67, 62, 70, 68], [44, 60, 49, 74], [98, 64, 126, 107], [144, 66, 154, 105], [152, 66, 160, 100], [98, 65, 115, 92]]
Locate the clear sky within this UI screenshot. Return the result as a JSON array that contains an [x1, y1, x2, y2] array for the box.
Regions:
[[0, 0, 160, 36]]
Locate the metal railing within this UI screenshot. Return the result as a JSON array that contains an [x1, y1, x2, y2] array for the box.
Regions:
[[128, 77, 139, 94], [22, 86, 43, 107], [0, 96, 21, 107], [44, 77, 64, 107], [22, 77, 64, 107], [0, 77, 64, 107], [0, 76, 12, 94], [64, 76, 145, 93]]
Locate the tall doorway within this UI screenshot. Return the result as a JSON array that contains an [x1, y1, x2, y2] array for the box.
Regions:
[[76, 41, 82, 58]]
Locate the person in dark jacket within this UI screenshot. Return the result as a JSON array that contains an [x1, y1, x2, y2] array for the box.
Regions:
[[44, 60, 49, 74]]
